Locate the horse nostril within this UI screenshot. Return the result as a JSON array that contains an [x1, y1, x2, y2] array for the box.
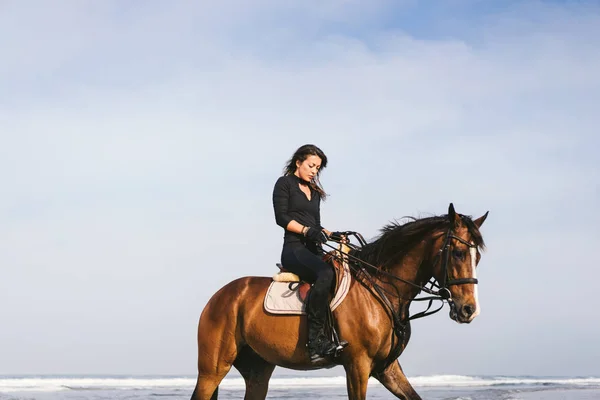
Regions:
[[462, 304, 475, 318]]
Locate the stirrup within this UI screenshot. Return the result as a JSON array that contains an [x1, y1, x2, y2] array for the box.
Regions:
[[333, 340, 348, 357], [308, 340, 348, 362], [308, 337, 338, 362]]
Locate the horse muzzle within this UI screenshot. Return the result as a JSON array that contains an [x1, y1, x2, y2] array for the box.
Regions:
[[449, 302, 479, 324]]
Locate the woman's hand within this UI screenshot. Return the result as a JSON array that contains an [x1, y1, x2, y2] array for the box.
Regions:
[[306, 227, 328, 243]]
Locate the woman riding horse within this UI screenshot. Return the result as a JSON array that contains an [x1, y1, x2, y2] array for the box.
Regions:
[[272, 144, 345, 361], [190, 190, 489, 399]]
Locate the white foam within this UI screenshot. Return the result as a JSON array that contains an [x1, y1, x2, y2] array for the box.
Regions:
[[0, 377, 194, 393], [1, 375, 600, 393], [222, 376, 347, 388], [409, 375, 600, 387]]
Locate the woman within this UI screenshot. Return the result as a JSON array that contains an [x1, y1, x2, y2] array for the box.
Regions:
[[272, 144, 343, 361]]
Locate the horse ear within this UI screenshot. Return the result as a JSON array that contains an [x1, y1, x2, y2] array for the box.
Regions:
[[473, 211, 489, 228], [448, 203, 460, 228]]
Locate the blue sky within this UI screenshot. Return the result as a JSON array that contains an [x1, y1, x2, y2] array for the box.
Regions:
[[1, 0, 599, 378]]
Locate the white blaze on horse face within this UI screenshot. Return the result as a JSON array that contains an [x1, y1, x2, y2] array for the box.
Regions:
[[470, 245, 480, 317]]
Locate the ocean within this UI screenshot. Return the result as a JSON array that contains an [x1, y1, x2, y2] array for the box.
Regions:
[[1, 375, 600, 399]]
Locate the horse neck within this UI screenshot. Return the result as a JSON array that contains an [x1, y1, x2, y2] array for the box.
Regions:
[[378, 240, 432, 320]]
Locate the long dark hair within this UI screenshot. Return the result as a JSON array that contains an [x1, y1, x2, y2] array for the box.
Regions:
[[283, 144, 328, 200]]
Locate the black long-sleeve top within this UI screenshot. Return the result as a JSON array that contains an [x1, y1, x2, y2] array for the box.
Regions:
[[272, 174, 323, 249]]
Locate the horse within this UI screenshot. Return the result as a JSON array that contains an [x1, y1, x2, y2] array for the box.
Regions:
[[190, 203, 488, 400]]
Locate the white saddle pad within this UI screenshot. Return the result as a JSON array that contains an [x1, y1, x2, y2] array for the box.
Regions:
[[263, 258, 351, 315]]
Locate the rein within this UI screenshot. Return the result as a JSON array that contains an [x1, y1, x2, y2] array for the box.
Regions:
[[323, 229, 479, 372], [324, 229, 477, 315]]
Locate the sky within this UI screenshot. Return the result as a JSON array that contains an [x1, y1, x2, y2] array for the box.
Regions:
[[1, 0, 599, 378]]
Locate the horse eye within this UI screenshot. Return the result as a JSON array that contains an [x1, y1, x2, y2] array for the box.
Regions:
[[452, 250, 465, 260]]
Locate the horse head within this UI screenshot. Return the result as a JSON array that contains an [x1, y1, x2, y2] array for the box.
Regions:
[[430, 203, 488, 324]]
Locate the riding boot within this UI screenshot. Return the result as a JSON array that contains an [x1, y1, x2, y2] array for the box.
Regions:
[[306, 271, 337, 361]]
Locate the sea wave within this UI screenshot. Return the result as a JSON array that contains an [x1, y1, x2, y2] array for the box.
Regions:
[[1, 375, 599, 393], [409, 375, 600, 387]]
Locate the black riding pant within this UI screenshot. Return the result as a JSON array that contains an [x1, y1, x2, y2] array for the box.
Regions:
[[281, 243, 334, 333]]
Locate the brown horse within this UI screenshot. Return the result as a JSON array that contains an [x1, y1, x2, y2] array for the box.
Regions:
[[190, 203, 488, 400]]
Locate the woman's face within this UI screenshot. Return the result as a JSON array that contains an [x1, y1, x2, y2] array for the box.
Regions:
[[295, 155, 322, 182]]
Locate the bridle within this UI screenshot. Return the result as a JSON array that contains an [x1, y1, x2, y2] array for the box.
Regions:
[[323, 227, 480, 373], [325, 227, 479, 312], [435, 229, 479, 301]]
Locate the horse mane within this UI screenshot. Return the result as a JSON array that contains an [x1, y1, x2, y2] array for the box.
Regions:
[[355, 213, 485, 272]]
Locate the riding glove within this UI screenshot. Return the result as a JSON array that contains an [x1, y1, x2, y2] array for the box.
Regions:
[[306, 226, 328, 244]]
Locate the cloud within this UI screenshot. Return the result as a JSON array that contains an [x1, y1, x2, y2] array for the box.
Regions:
[[1, 1, 599, 375]]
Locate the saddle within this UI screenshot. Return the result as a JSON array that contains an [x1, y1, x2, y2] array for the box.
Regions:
[[274, 252, 344, 300], [263, 243, 352, 315]]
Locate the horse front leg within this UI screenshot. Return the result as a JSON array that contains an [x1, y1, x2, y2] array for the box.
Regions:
[[344, 358, 372, 400], [372, 360, 422, 400]]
